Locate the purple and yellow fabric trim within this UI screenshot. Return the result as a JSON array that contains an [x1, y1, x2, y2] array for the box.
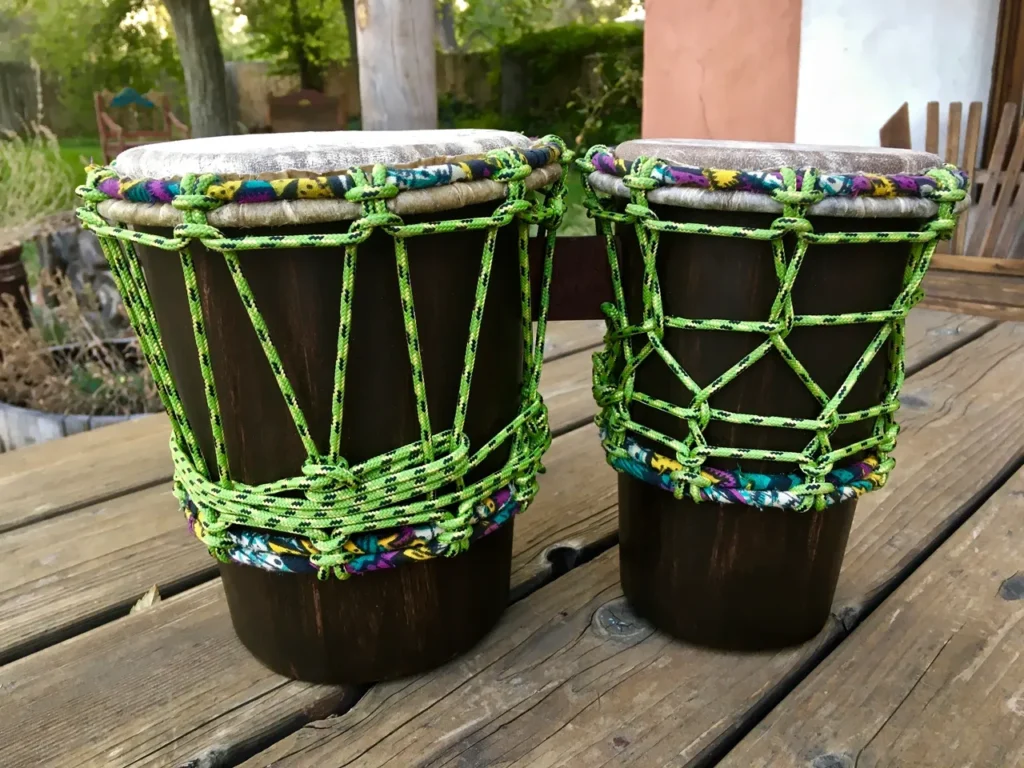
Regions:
[[589, 151, 969, 200], [97, 141, 564, 205], [610, 435, 885, 510], [184, 485, 520, 576]]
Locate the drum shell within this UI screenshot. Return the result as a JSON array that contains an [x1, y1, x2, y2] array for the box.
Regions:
[[614, 204, 923, 649], [134, 200, 524, 683]]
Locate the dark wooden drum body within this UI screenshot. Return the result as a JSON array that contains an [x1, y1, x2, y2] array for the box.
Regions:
[[583, 139, 966, 650], [136, 207, 521, 681], [83, 130, 567, 683]]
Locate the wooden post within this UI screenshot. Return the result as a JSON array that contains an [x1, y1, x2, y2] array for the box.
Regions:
[[354, 0, 437, 130]]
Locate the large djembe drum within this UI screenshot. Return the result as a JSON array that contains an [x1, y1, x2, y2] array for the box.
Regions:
[[76, 130, 569, 682], [579, 140, 967, 649]]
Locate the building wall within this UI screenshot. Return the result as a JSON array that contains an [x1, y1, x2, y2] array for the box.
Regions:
[[641, 0, 802, 141], [795, 0, 1001, 156]]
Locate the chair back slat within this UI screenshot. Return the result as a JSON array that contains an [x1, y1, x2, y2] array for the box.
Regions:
[[964, 103, 1019, 257], [925, 102, 940, 155], [977, 117, 1024, 258], [879, 102, 911, 149], [952, 102, 984, 254]]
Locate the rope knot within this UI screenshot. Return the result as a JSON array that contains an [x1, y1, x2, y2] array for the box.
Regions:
[[302, 459, 357, 491]]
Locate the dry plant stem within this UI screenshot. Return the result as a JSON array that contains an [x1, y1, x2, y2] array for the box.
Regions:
[[0, 270, 160, 416]]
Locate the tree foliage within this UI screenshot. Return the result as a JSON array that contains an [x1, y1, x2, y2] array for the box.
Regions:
[[234, 0, 350, 89], [7, 0, 182, 134], [452, 0, 637, 49]]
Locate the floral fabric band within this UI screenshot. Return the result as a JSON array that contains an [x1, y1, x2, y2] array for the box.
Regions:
[[97, 141, 564, 206], [588, 151, 969, 200], [611, 435, 886, 509], [184, 484, 520, 576]]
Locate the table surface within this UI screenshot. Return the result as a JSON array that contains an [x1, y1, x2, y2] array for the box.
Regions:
[[1, 309, 1022, 768]]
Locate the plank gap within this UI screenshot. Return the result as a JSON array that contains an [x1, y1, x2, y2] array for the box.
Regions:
[[904, 317, 999, 377], [700, 446, 1024, 767], [0, 563, 220, 668], [0, 475, 172, 537], [509, 527, 619, 603]]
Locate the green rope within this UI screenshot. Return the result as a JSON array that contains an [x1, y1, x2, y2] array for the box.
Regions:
[[77, 137, 571, 577], [577, 147, 966, 511]]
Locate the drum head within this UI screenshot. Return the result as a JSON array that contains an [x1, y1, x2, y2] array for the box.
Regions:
[[613, 138, 942, 175], [113, 129, 534, 179]]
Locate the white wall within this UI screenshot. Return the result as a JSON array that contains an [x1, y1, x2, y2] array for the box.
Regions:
[[795, 0, 1000, 158]]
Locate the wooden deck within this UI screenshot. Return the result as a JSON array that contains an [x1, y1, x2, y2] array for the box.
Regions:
[[2, 310, 1022, 767]]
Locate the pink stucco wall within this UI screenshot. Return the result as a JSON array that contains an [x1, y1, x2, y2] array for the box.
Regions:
[[642, 0, 802, 142]]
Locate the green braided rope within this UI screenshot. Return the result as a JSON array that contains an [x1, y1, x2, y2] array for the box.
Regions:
[[577, 147, 966, 511], [77, 137, 571, 577]]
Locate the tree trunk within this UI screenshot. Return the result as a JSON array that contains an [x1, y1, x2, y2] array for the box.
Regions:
[[164, 0, 234, 138], [341, 0, 359, 94], [437, 0, 457, 52], [355, 0, 437, 130], [288, 0, 324, 92]]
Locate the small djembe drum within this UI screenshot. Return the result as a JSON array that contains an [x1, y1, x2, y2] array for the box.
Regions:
[[76, 130, 569, 682], [579, 140, 967, 649]]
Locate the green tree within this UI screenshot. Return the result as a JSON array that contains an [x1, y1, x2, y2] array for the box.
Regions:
[[9, 0, 183, 135], [235, 0, 350, 90]]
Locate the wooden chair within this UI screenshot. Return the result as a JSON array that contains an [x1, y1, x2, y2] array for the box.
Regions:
[[94, 89, 189, 164], [267, 89, 345, 133], [880, 101, 1024, 320]]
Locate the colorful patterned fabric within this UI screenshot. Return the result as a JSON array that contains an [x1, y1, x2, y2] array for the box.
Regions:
[[184, 485, 520, 575], [588, 150, 970, 200], [610, 435, 886, 510], [97, 141, 564, 205]]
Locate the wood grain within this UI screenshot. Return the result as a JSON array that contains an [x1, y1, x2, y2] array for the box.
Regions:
[[896, 309, 995, 376], [965, 103, 1018, 258], [944, 102, 963, 165], [0, 484, 212, 665], [243, 324, 1024, 767], [0, 414, 172, 534], [922, 268, 1024, 320], [0, 339, 607, 668], [0, 313, 998, 767], [979, 112, 1024, 258], [542, 319, 606, 361], [0, 309, 968, 664], [720, 467, 1024, 768], [925, 101, 940, 155], [0, 321, 601, 536], [0, 421, 618, 768], [879, 102, 911, 150], [952, 102, 983, 255]]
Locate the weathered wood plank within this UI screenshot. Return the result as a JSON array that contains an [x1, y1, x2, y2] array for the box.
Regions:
[[922, 268, 1024, 321], [0, 321, 603, 536], [0, 310, 969, 665], [720, 467, 1024, 768], [542, 319, 606, 361], [0, 414, 172, 534], [244, 322, 1024, 767], [0, 420, 618, 768], [902, 308, 995, 373], [0, 313, 998, 767], [0, 581, 357, 768], [0, 484, 213, 664], [0, 338, 609, 667]]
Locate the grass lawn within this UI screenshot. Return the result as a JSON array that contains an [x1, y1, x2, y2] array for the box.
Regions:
[[58, 138, 103, 186]]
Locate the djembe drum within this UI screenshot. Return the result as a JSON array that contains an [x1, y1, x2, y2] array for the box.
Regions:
[[579, 140, 967, 649], [76, 130, 570, 682]]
